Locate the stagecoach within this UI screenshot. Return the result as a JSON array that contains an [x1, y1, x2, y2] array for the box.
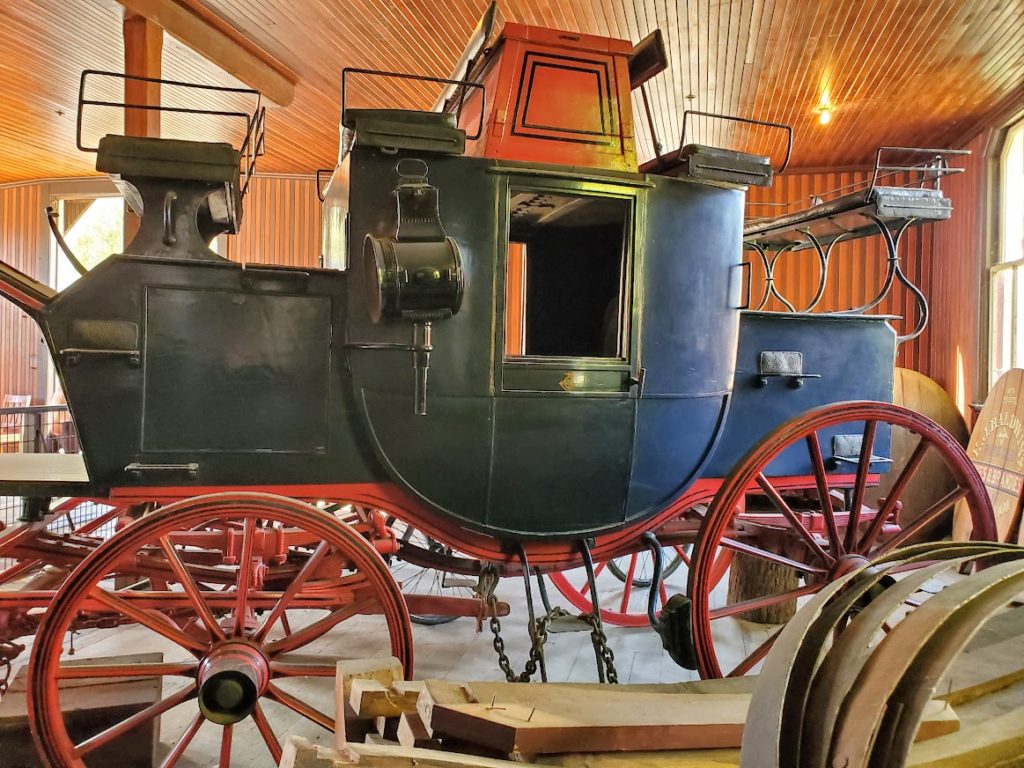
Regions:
[[0, 8, 996, 767]]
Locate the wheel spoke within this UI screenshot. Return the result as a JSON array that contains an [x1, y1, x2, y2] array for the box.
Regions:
[[709, 583, 821, 620], [857, 438, 931, 553], [719, 537, 827, 575], [58, 661, 197, 680], [77, 506, 125, 536], [158, 713, 202, 768], [90, 588, 208, 654], [252, 702, 283, 763], [728, 628, 783, 678], [218, 724, 233, 768], [75, 683, 196, 756], [872, 487, 969, 556], [755, 473, 835, 565], [674, 545, 691, 567], [233, 517, 258, 637], [265, 598, 375, 656], [159, 536, 226, 642], [254, 541, 330, 643], [620, 555, 638, 612], [266, 682, 334, 731], [806, 432, 843, 556], [843, 420, 877, 552]]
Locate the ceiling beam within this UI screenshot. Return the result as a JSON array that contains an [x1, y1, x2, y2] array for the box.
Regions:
[[116, 0, 297, 107], [123, 12, 163, 137]]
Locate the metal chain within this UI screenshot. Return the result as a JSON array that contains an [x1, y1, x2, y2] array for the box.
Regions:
[[476, 563, 618, 684], [578, 612, 618, 684]]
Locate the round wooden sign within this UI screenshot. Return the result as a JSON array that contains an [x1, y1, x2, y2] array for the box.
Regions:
[[953, 368, 1024, 542]]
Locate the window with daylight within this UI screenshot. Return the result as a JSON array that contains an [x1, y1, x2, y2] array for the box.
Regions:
[[504, 190, 630, 359], [991, 120, 1024, 386]]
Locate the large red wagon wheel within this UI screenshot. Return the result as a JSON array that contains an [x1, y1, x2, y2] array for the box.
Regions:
[[28, 492, 412, 768], [688, 401, 997, 679]]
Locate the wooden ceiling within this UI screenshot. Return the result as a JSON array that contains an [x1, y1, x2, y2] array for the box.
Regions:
[[1, 0, 1022, 183]]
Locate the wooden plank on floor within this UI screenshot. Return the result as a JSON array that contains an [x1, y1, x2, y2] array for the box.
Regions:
[[350, 680, 422, 719], [419, 680, 750, 754], [334, 657, 404, 748], [907, 705, 1024, 767], [396, 711, 441, 750]]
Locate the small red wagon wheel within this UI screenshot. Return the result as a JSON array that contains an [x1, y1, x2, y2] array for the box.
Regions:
[[688, 401, 996, 679], [548, 507, 733, 627], [28, 492, 412, 768]]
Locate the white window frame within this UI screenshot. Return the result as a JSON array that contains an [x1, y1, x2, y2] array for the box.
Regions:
[[989, 119, 1024, 388]]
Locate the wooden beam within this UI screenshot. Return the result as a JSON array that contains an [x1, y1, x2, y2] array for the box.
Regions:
[[123, 12, 163, 137], [116, 0, 296, 107]]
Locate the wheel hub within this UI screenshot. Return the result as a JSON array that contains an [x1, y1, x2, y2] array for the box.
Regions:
[[830, 553, 870, 580], [197, 642, 269, 725]]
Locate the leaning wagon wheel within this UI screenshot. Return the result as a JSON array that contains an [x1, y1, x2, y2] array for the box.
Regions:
[[688, 401, 997, 679], [548, 507, 733, 627], [28, 492, 412, 768]]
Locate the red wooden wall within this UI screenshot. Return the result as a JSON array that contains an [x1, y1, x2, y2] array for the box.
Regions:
[[926, 131, 990, 414], [0, 183, 45, 402], [223, 175, 322, 267]]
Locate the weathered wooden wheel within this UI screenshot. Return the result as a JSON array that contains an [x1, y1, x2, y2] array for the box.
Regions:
[[688, 401, 997, 679], [28, 492, 412, 768]]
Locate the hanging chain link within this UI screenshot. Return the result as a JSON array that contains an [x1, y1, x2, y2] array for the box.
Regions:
[[475, 563, 618, 684]]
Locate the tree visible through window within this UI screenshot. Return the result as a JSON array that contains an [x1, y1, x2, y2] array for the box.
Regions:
[[51, 197, 123, 291], [991, 121, 1024, 386]]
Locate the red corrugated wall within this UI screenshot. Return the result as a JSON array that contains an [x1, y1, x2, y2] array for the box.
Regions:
[[223, 175, 322, 268], [925, 132, 990, 413], [0, 184, 45, 402]]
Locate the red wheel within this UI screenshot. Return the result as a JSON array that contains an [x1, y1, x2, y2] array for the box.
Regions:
[[688, 401, 997, 679], [28, 492, 412, 768], [548, 507, 732, 627]]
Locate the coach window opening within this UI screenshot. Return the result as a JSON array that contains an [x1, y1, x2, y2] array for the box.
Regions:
[[503, 189, 631, 360]]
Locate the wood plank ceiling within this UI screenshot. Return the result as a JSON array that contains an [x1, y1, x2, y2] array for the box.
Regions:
[[0, 0, 1022, 184]]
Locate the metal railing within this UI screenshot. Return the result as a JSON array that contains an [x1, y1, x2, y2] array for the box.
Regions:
[[0, 404, 80, 526]]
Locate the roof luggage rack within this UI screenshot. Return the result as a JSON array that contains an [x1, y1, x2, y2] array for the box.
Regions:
[[339, 68, 484, 158], [639, 110, 793, 187], [76, 71, 266, 260], [745, 147, 967, 248], [742, 146, 969, 343]]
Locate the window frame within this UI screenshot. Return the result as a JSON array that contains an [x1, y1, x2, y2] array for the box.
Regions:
[[494, 173, 642, 396], [989, 118, 1024, 389]]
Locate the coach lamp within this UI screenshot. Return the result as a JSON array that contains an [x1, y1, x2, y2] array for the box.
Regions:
[[353, 158, 465, 415]]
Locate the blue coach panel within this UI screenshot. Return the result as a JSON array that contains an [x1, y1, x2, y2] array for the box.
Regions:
[[706, 312, 897, 478], [626, 175, 744, 519]]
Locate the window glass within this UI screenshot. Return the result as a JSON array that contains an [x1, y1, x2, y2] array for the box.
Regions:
[[990, 121, 1024, 387], [51, 196, 123, 291], [505, 190, 629, 359]]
